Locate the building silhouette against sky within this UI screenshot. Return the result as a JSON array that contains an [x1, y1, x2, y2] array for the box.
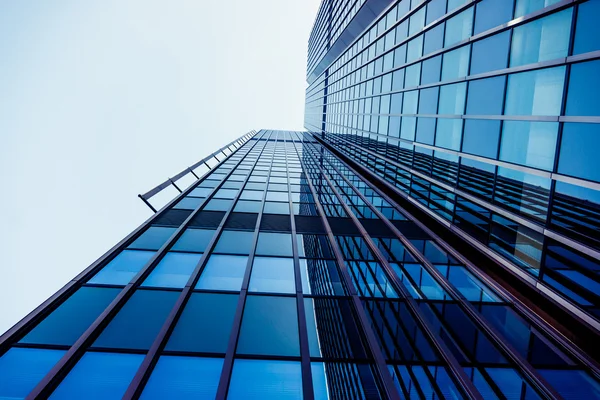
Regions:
[[1, 0, 600, 399]]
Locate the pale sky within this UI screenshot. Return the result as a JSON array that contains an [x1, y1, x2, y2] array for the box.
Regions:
[[0, 0, 321, 334]]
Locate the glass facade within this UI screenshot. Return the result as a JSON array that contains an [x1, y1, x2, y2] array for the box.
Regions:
[[1, 1, 600, 399]]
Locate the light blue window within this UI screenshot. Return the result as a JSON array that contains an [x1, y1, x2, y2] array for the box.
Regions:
[[390, 93, 403, 114], [237, 296, 300, 356], [462, 120, 501, 158], [409, 7, 426, 36], [404, 263, 449, 300], [416, 118, 436, 145], [444, 8, 473, 47], [418, 87, 439, 114], [264, 201, 290, 214], [448, 0, 469, 10], [142, 252, 202, 288], [559, 123, 600, 183], [406, 35, 423, 62], [421, 55, 442, 85], [93, 290, 179, 350], [235, 200, 262, 213], [171, 228, 214, 253], [214, 188, 239, 199], [405, 63, 421, 88], [196, 255, 248, 291], [213, 230, 255, 254], [189, 187, 213, 197], [0, 348, 65, 399], [427, 0, 447, 24], [304, 299, 322, 357], [401, 117, 417, 141], [88, 250, 154, 285], [424, 24, 444, 55], [166, 293, 238, 353], [402, 90, 419, 114], [510, 9, 572, 67], [474, 0, 514, 34], [240, 190, 263, 201], [504, 66, 565, 115], [436, 265, 500, 302], [392, 69, 404, 90], [312, 362, 329, 400], [141, 356, 222, 399], [173, 197, 203, 210], [500, 121, 558, 170], [515, 0, 561, 18], [466, 76, 506, 115], [204, 198, 233, 211], [50, 352, 144, 400], [573, 0, 600, 55], [441, 45, 470, 81], [470, 31, 510, 75], [249, 257, 295, 294], [438, 82, 467, 115], [566, 60, 600, 116], [266, 191, 289, 202], [228, 359, 302, 400], [128, 226, 176, 250], [20, 287, 120, 346], [256, 232, 293, 257], [435, 119, 463, 150]]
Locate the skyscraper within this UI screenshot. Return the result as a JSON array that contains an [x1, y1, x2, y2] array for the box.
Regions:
[[1, 1, 600, 399]]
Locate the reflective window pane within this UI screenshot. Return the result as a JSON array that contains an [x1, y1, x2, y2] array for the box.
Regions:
[[466, 76, 505, 115], [0, 348, 65, 399], [142, 252, 202, 288], [573, 0, 600, 55], [249, 257, 296, 294], [558, 123, 600, 183], [214, 230, 255, 255], [88, 250, 154, 285], [504, 67, 565, 115], [462, 120, 501, 159], [196, 255, 248, 291], [171, 228, 215, 253], [128, 227, 176, 250], [228, 359, 302, 400], [441, 45, 470, 81], [566, 60, 600, 116], [474, 0, 514, 34], [444, 8, 473, 47], [499, 121, 558, 170], [470, 31, 510, 75], [255, 232, 293, 257]]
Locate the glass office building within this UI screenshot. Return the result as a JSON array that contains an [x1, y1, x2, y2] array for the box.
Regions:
[[1, 1, 600, 399]]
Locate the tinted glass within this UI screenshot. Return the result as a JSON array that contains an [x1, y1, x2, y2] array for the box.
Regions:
[[213, 230, 255, 255], [504, 67, 565, 115], [418, 87, 439, 115], [500, 121, 558, 170], [128, 227, 176, 250], [0, 348, 65, 399], [466, 76, 505, 115], [573, 0, 600, 55], [441, 45, 470, 81], [474, 0, 513, 34], [444, 8, 473, 47], [228, 359, 302, 400], [558, 123, 600, 182], [462, 120, 501, 158], [566, 60, 600, 116], [438, 82, 466, 115], [237, 295, 300, 356], [88, 250, 154, 285], [249, 257, 295, 294], [171, 228, 215, 253], [421, 55, 442, 85], [470, 31, 510, 75], [515, 0, 561, 18], [20, 287, 120, 346], [93, 290, 179, 350], [50, 352, 143, 399], [195, 255, 248, 291], [142, 252, 202, 288], [435, 119, 463, 150], [255, 232, 293, 256]]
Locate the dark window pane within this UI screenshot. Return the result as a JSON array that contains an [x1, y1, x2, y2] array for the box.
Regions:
[[213, 230, 255, 255], [237, 295, 300, 356], [566, 60, 600, 116], [0, 348, 65, 399], [171, 228, 215, 253], [470, 31, 510, 75], [255, 232, 293, 256], [128, 227, 176, 250], [166, 293, 237, 353], [558, 123, 600, 182], [20, 287, 120, 346], [50, 352, 143, 399], [466, 76, 506, 115], [142, 252, 202, 288], [88, 250, 154, 285], [474, 0, 514, 34], [462, 120, 501, 159], [228, 359, 302, 400], [574, 0, 600, 55], [140, 356, 223, 399], [195, 255, 248, 291], [93, 290, 179, 350]]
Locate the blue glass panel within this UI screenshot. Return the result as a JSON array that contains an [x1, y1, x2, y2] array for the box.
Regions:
[[424, 24, 444, 55], [0, 348, 65, 399], [311, 362, 329, 400], [249, 257, 295, 294], [427, 0, 447, 24], [438, 82, 466, 115], [485, 367, 542, 400], [558, 123, 600, 182], [196, 254, 248, 291], [474, 0, 514, 34], [402, 90, 418, 114], [256, 232, 293, 256], [88, 250, 155, 285], [171, 228, 214, 253], [50, 352, 143, 400], [466, 76, 506, 115], [418, 87, 439, 114], [409, 7, 425, 36], [204, 198, 233, 211], [574, 0, 600, 55], [404, 263, 449, 299], [304, 299, 322, 357], [436, 265, 500, 302], [416, 118, 436, 145], [237, 295, 300, 356], [462, 119, 501, 158], [444, 8, 473, 47], [470, 31, 510, 75], [390, 93, 403, 114], [510, 9, 572, 67], [435, 119, 463, 150], [505, 67, 565, 115], [228, 359, 302, 400], [500, 121, 558, 170], [213, 230, 254, 255], [401, 117, 417, 141], [441, 45, 470, 81], [20, 287, 120, 346], [128, 226, 176, 250], [539, 369, 600, 399], [142, 252, 202, 288], [173, 197, 203, 210], [515, 0, 561, 18], [566, 60, 600, 116], [405, 63, 421, 89], [141, 356, 223, 399], [234, 200, 262, 213], [93, 290, 179, 350], [406, 35, 423, 62], [166, 293, 237, 353], [421, 55, 442, 85]]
